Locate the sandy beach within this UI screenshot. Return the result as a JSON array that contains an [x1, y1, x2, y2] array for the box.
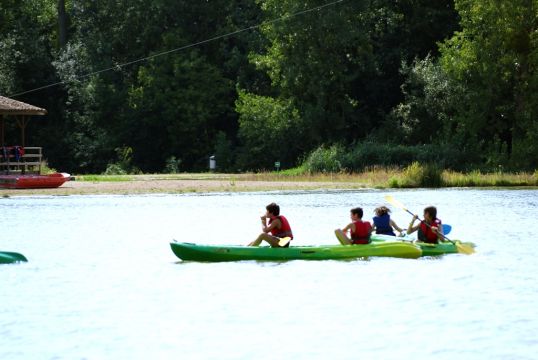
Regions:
[[0, 174, 366, 197]]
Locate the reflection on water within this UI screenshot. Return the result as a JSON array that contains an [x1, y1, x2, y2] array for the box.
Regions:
[[1, 189, 538, 359]]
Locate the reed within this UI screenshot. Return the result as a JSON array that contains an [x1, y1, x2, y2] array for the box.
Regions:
[[73, 168, 538, 188], [442, 170, 538, 187]]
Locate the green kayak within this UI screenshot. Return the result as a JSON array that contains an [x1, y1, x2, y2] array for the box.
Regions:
[[0, 251, 28, 264], [170, 240, 422, 262], [371, 234, 476, 256], [415, 241, 476, 256]]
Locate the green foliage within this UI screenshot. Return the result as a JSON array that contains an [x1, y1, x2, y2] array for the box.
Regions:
[[249, 0, 459, 149], [2, 0, 536, 174], [213, 131, 235, 172], [128, 50, 233, 171], [164, 156, 182, 174], [104, 147, 140, 175], [393, 56, 465, 144], [39, 160, 57, 175], [236, 90, 305, 170], [436, 0, 538, 169], [303, 145, 345, 173], [401, 162, 443, 188], [278, 164, 308, 176], [76, 175, 133, 182], [302, 141, 490, 173]]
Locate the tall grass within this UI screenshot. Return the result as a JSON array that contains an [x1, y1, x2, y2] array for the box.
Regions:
[[388, 162, 444, 188], [443, 170, 538, 187], [72, 168, 538, 188]]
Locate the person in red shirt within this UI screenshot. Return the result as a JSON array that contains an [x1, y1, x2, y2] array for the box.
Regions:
[[407, 206, 443, 244], [247, 202, 294, 247], [334, 207, 373, 245]]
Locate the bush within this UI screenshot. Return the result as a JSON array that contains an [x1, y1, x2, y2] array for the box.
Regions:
[[104, 163, 127, 175], [164, 156, 182, 174], [103, 147, 140, 175], [303, 145, 344, 173], [401, 162, 443, 187]]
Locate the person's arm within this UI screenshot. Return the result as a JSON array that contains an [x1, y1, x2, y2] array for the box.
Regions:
[[390, 219, 403, 233], [342, 222, 354, 235], [407, 215, 420, 234], [261, 216, 280, 233], [432, 221, 444, 241]]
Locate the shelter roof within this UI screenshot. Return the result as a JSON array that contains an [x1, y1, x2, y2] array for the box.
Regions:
[[0, 95, 47, 116]]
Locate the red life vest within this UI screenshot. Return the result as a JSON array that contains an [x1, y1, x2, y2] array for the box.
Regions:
[[351, 220, 372, 244], [419, 218, 442, 243], [269, 215, 293, 240]]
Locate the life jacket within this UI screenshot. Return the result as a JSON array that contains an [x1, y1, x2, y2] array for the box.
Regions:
[[351, 220, 372, 244], [14, 146, 24, 161], [269, 215, 293, 240], [418, 218, 442, 243], [373, 214, 395, 236]]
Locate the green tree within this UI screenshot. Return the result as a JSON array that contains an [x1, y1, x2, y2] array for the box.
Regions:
[[53, 0, 264, 172], [236, 90, 305, 170], [438, 0, 538, 168], [238, 0, 459, 169], [0, 0, 65, 169]]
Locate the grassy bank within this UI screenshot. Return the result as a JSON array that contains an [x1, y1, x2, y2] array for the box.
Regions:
[[1, 168, 535, 198], [75, 166, 538, 188]]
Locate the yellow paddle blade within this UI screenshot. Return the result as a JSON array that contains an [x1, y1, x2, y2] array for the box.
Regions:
[[384, 195, 408, 212], [278, 237, 291, 247], [455, 241, 475, 255]]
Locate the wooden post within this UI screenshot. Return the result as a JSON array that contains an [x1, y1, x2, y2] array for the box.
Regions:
[[16, 115, 28, 147], [0, 115, 4, 147]]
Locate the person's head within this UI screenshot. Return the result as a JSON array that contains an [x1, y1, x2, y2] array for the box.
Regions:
[[350, 207, 363, 219], [374, 206, 391, 216], [423, 206, 437, 221], [266, 202, 280, 216]]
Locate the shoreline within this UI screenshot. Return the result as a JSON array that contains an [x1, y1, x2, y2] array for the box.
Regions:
[[0, 177, 369, 197], [1, 172, 536, 197]]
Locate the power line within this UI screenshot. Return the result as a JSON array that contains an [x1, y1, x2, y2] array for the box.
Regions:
[[9, 0, 346, 98]]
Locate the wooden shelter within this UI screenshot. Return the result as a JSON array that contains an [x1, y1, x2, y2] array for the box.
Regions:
[[0, 95, 47, 146], [0, 96, 47, 174]]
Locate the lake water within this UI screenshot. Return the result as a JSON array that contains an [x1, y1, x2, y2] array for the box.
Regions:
[[1, 188, 537, 359]]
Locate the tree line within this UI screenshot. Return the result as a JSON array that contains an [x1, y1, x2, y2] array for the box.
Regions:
[[1, 0, 536, 174]]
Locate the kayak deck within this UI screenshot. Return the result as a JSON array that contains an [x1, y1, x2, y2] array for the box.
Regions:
[[371, 234, 476, 256], [170, 241, 422, 262]]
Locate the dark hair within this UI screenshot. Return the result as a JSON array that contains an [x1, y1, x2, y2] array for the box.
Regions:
[[374, 206, 391, 216], [424, 206, 437, 219], [350, 207, 363, 218], [266, 202, 280, 216]]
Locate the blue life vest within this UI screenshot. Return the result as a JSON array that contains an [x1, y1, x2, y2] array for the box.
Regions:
[[373, 214, 395, 236]]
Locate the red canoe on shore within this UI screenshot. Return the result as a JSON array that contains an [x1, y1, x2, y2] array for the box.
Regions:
[[0, 172, 71, 189]]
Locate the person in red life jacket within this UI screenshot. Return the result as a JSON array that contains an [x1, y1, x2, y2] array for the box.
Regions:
[[407, 206, 443, 244], [334, 207, 372, 245], [247, 202, 294, 247], [372, 206, 404, 236]]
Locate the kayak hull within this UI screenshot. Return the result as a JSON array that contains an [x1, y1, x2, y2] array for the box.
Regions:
[[0, 172, 70, 189], [371, 234, 476, 256], [170, 241, 422, 262], [0, 251, 28, 264]]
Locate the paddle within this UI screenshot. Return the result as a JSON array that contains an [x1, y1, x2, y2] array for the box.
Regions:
[[278, 237, 291, 247], [0, 251, 28, 262], [384, 195, 474, 254]]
